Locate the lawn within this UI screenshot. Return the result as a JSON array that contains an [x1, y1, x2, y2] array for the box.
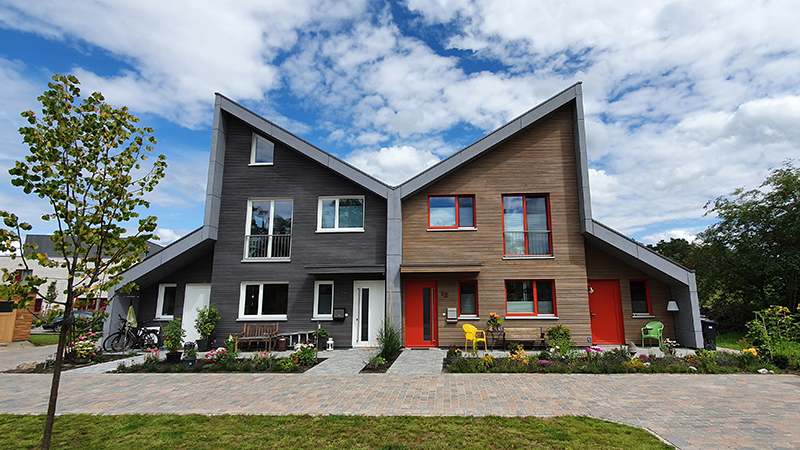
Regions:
[[0, 414, 672, 450], [27, 334, 60, 347], [715, 331, 746, 350]]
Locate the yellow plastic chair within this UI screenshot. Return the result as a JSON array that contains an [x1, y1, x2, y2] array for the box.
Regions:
[[463, 324, 487, 354], [641, 321, 664, 347]]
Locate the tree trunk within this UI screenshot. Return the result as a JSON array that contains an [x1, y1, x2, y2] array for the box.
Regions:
[[42, 278, 74, 450]]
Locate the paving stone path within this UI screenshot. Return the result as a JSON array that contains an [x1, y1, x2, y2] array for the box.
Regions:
[[1, 346, 798, 449]]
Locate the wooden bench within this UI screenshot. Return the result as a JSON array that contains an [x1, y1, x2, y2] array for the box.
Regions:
[[234, 323, 279, 352], [501, 327, 548, 350]]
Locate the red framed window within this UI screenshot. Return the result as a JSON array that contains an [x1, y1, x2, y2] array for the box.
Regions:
[[458, 280, 478, 316], [502, 194, 551, 255], [428, 195, 475, 229], [505, 280, 556, 316], [630, 279, 652, 315]]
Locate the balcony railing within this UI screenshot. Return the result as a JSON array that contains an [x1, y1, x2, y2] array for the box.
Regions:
[[246, 234, 292, 259], [503, 231, 552, 256]]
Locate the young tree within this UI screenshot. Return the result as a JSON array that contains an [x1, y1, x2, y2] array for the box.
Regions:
[[0, 74, 167, 449], [699, 162, 800, 327]]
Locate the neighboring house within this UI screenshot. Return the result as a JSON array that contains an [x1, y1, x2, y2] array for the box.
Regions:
[[105, 83, 703, 349]]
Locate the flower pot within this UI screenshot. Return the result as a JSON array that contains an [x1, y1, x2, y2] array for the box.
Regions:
[[196, 338, 210, 352], [182, 356, 197, 367], [165, 352, 182, 365]]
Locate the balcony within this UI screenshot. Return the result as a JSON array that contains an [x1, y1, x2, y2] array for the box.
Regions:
[[245, 234, 292, 260]]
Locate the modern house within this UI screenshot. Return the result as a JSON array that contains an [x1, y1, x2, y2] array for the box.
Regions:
[[104, 83, 703, 349]]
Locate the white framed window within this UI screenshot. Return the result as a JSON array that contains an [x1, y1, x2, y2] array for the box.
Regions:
[[239, 282, 288, 320], [313, 280, 334, 320], [245, 199, 293, 260], [317, 196, 365, 232], [155, 283, 177, 320], [250, 133, 274, 165]]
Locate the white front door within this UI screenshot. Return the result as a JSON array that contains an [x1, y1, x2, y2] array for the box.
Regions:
[[352, 280, 385, 347], [182, 284, 211, 343]]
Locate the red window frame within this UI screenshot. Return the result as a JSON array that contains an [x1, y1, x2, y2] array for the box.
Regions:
[[457, 280, 478, 317], [427, 195, 476, 229], [504, 279, 557, 317], [501, 194, 552, 256], [630, 279, 652, 315]]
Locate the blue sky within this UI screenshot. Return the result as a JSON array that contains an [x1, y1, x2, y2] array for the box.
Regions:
[[1, 0, 799, 245]]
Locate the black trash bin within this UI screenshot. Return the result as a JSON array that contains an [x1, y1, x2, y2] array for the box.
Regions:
[[700, 319, 718, 350]]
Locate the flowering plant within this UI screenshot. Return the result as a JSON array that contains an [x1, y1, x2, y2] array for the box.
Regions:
[[487, 312, 503, 329], [144, 348, 160, 364], [204, 347, 230, 363], [70, 332, 98, 359], [743, 348, 758, 356], [163, 318, 186, 353]]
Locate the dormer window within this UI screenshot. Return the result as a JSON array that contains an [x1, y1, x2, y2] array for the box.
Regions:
[[250, 133, 274, 165]]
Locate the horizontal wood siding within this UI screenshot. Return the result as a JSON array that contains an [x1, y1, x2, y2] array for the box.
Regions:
[[585, 244, 676, 343], [402, 106, 591, 347], [137, 252, 215, 329], [209, 114, 387, 346]]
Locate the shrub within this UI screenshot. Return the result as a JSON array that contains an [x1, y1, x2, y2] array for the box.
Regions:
[[377, 318, 402, 361], [274, 358, 298, 372], [194, 303, 220, 338], [290, 343, 317, 365], [163, 318, 186, 354], [546, 325, 574, 360]]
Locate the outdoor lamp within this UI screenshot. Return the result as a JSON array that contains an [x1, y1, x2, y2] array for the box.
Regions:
[[667, 301, 679, 312]]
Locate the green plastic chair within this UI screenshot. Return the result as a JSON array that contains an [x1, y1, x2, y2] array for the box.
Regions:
[[641, 321, 664, 347]]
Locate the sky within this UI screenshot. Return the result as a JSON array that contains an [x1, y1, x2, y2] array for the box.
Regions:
[[0, 0, 799, 246]]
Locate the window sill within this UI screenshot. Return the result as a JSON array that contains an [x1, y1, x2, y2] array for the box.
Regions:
[[312, 317, 333, 321], [248, 163, 274, 167], [502, 255, 555, 260], [237, 316, 288, 321], [631, 314, 655, 319], [458, 316, 481, 320], [154, 316, 174, 321], [241, 258, 291, 263], [315, 229, 365, 233], [504, 316, 559, 320], [427, 227, 477, 232]]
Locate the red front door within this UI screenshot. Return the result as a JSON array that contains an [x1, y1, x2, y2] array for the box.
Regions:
[[588, 279, 625, 345], [405, 280, 438, 347]]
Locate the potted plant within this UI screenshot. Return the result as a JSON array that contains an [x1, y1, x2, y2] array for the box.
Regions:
[[312, 327, 331, 356], [182, 346, 198, 367], [194, 303, 220, 351], [163, 318, 186, 364], [487, 312, 503, 331]]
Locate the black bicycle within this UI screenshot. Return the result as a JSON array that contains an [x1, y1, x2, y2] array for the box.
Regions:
[[103, 315, 161, 352]]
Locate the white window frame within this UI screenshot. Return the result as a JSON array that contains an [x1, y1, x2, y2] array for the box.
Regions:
[[250, 133, 274, 165], [155, 283, 177, 320], [238, 282, 289, 321], [313, 280, 334, 320], [316, 196, 365, 232], [244, 198, 293, 261]]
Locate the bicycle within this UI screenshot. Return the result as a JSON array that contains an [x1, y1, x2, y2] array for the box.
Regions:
[[103, 315, 162, 352]]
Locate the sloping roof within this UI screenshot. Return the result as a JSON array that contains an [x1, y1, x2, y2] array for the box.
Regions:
[[24, 234, 164, 259]]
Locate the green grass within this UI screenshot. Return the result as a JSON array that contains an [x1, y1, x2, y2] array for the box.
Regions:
[[27, 335, 60, 346], [0, 414, 672, 450], [716, 331, 746, 350]]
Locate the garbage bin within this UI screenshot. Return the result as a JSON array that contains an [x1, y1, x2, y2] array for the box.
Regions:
[[700, 319, 718, 350], [275, 337, 288, 352]]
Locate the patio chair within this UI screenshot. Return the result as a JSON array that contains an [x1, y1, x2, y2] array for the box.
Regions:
[[462, 324, 487, 354], [641, 321, 664, 347]]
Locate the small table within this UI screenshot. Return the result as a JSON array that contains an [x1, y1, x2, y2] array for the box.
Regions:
[[486, 329, 506, 350]]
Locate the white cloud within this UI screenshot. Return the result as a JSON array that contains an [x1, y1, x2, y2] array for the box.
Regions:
[[154, 227, 190, 246], [640, 228, 703, 245], [346, 145, 440, 185]]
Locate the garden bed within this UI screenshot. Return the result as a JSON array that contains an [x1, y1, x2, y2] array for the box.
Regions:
[[4, 354, 131, 374], [114, 357, 325, 373], [359, 352, 400, 373], [445, 347, 781, 374]]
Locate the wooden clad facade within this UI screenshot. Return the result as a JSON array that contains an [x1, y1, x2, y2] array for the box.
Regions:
[[401, 106, 593, 346]]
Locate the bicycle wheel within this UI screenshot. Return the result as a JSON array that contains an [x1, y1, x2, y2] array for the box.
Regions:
[[103, 331, 123, 352], [141, 329, 160, 349], [109, 331, 130, 352]]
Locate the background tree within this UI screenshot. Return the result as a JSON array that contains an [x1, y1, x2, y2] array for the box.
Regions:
[[0, 74, 166, 450]]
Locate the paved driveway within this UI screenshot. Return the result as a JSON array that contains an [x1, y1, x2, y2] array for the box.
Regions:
[[1, 371, 797, 449]]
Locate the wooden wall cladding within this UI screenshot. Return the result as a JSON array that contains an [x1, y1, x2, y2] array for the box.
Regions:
[[401, 105, 592, 346], [585, 244, 676, 342]]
